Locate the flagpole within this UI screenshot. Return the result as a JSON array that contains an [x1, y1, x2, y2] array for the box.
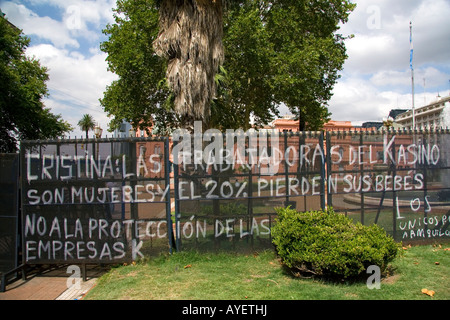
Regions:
[[410, 21, 416, 130]]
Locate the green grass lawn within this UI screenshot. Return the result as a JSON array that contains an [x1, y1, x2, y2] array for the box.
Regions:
[[84, 243, 449, 300]]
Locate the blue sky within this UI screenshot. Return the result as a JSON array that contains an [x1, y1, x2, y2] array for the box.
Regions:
[[1, 0, 117, 137], [1, 0, 450, 137]]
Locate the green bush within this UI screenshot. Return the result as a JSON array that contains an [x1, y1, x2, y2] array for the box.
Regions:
[[271, 207, 400, 279]]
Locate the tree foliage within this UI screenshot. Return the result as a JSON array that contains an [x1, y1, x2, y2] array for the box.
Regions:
[[262, 0, 355, 130], [100, 0, 355, 132], [100, 0, 171, 135], [217, 1, 277, 130], [0, 17, 72, 152], [77, 114, 96, 139]]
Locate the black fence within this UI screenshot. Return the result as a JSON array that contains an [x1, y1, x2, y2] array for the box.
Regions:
[[2, 129, 450, 276], [0, 154, 20, 274], [20, 137, 174, 266], [172, 130, 326, 252], [325, 130, 450, 243]]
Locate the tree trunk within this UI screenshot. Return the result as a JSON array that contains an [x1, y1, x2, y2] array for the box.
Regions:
[[298, 108, 306, 132], [153, 0, 225, 130]]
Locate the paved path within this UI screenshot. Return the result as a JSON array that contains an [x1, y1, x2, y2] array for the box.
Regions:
[[0, 265, 105, 300]]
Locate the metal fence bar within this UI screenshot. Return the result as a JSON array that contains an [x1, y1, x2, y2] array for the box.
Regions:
[[1, 130, 448, 269], [326, 131, 333, 209], [164, 137, 175, 254], [172, 139, 181, 252], [0, 154, 21, 291], [319, 131, 326, 210]]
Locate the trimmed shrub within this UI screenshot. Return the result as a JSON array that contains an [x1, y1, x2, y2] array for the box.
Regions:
[[271, 207, 400, 279]]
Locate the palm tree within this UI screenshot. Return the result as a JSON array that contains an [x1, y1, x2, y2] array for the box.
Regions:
[[77, 114, 95, 139], [153, 0, 226, 129]]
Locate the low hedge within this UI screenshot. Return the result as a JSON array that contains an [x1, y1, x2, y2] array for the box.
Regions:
[[271, 207, 400, 279]]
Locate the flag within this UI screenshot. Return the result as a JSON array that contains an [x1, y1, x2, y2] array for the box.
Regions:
[[410, 22, 414, 70]]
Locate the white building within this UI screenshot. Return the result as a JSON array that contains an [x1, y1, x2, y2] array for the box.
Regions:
[[395, 95, 450, 130]]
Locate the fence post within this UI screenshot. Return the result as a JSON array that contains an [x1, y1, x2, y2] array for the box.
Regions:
[[164, 137, 175, 254], [319, 131, 326, 211], [325, 131, 332, 209], [421, 133, 429, 239], [391, 130, 397, 241], [172, 139, 181, 252], [284, 132, 290, 206], [20, 143, 27, 267], [360, 133, 365, 225]]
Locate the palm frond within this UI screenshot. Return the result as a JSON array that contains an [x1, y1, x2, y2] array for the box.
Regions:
[[153, 0, 226, 127]]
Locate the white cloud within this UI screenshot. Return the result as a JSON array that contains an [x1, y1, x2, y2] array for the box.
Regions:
[[1, 0, 119, 137], [329, 0, 450, 125], [370, 67, 448, 89], [339, 0, 450, 73], [2, 1, 80, 48], [3, 0, 117, 48], [370, 70, 410, 88], [3, 0, 449, 131], [28, 0, 116, 27], [344, 34, 400, 73], [329, 78, 413, 124], [26, 43, 118, 137], [411, 0, 450, 65], [60, 0, 116, 43]]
